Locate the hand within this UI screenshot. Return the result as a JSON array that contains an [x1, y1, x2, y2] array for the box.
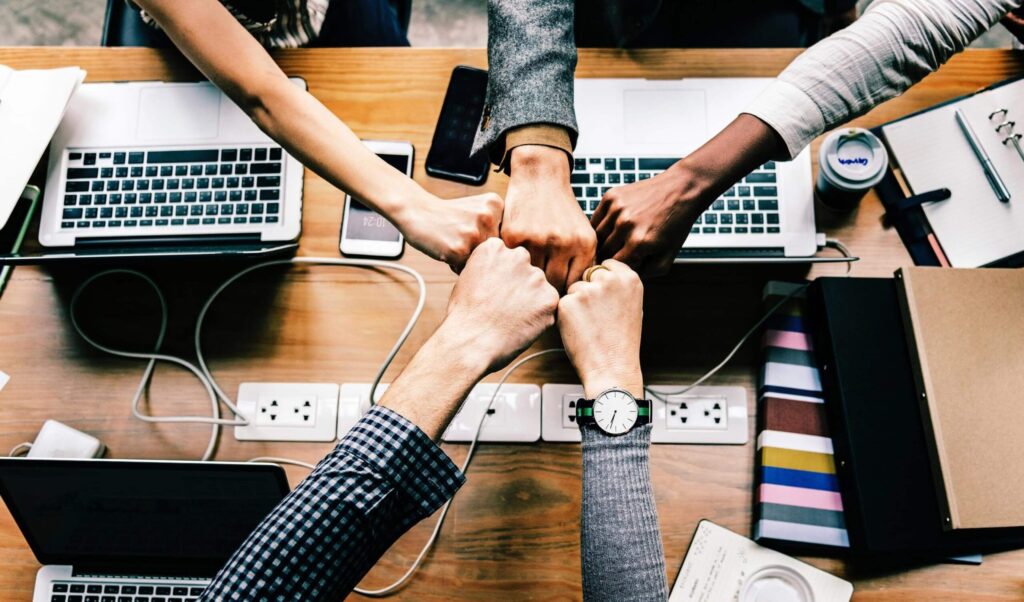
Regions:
[[443, 238, 560, 373], [591, 114, 784, 277], [591, 164, 707, 277], [501, 145, 597, 292], [398, 192, 504, 272], [557, 260, 644, 399], [1003, 8, 1024, 45]]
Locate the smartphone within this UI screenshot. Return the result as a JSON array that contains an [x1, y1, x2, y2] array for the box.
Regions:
[[425, 66, 490, 186], [339, 141, 412, 259]]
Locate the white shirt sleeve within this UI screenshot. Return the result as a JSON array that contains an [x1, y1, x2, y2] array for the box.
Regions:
[[745, 0, 1023, 159]]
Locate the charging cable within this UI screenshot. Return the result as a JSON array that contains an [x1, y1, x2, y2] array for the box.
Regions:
[[69, 258, 427, 461]]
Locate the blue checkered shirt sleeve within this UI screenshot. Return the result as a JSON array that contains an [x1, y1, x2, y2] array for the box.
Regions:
[[200, 406, 465, 601]]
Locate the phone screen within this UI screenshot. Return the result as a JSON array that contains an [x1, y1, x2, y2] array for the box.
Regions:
[[344, 154, 409, 242], [425, 66, 489, 185]]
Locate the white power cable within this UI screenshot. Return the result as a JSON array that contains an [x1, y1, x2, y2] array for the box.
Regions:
[[69, 258, 427, 461]]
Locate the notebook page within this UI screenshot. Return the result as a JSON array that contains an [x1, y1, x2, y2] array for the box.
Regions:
[[882, 80, 1024, 267]]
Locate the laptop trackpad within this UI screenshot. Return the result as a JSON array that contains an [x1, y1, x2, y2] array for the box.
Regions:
[[137, 86, 220, 141], [623, 89, 707, 147]]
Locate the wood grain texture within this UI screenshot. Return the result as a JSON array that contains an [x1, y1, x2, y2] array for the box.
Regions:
[[1, 47, 1024, 601]]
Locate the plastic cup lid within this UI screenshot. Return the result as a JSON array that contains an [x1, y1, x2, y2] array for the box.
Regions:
[[740, 565, 815, 602], [820, 127, 888, 189]]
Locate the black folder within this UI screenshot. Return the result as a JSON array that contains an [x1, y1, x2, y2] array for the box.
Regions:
[[807, 277, 1024, 558]]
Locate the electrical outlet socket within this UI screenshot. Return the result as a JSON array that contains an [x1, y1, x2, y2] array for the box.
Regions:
[[338, 383, 540, 443], [234, 383, 339, 442], [541, 384, 748, 444], [442, 384, 540, 443]]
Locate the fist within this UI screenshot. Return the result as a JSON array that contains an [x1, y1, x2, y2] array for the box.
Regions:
[[445, 238, 560, 373], [557, 260, 644, 398], [402, 192, 504, 272]]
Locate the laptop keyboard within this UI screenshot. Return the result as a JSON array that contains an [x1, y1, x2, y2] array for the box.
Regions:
[[571, 157, 782, 236], [50, 581, 207, 602], [61, 147, 285, 233]]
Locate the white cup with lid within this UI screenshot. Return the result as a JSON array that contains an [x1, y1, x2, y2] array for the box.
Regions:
[[816, 127, 889, 211]]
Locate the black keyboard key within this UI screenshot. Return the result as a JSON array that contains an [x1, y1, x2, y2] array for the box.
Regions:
[[187, 218, 200, 225], [52, 595, 67, 601], [768, 226, 780, 233], [250, 162, 281, 174], [637, 158, 679, 171], [720, 213, 732, 225], [752, 213, 764, 224], [76, 220, 90, 228], [197, 178, 210, 188], [100, 208, 113, 218], [189, 165, 202, 176], [66, 181, 89, 192], [736, 213, 748, 224], [185, 192, 197, 202], [250, 216, 264, 224], [116, 207, 128, 218], [113, 152, 126, 164], [155, 193, 167, 203], [204, 164, 218, 176], [585, 186, 598, 197], [704, 213, 717, 225], [145, 207, 158, 217], [159, 166, 172, 177], [602, 158, 615, 170], [136, 180, 150, 191], [99, 152, 111, 159], [592, 173, 605, 184], [235, 163, 248, 175], [736, 226, 749, 233], [182, 178, 195, 189], [212, 178, 224, 189], [745, 171, 776, 183], [138, 193, 151, 204], [270, 147, 282, 160], [221, 149, 237, 162], [711, 200, 724, 211], [619, 158, 636, 170], [767, 213, 780, 224], [140, 219, 153, 226], [54, 584, 69, 593], [105, 585, 120, 593], [215, 191, 227, 202], [266, 202, 280, 214], [255, 148, 267, 161], [237, 204, 249, 215], [122, 180, 135, 191], [256, 176, 280, 188], [67, 168, 98, 180], [205, 205, 218, 215], [174, 165, 187, 176], [219, 164, 233, 175], [87, 586, 102, 594], [202, 218, 215, 225], [65, 195, 77, 206], [160, 206, 172, 217], [578, 200, 587, 211], [230, 190, 242, 201], [171, 218, 184, 225], [743, 199, 755, 211], [266, 215, 279, 223], [167, 179, 179, 190], [200, 191, 212, 202], [259, 189, 280, 201], [234, 216, 246, 224], [753, 186, 777, 197], [574, 158, 586, 171], [147, 150, 218, 164], [757, 199, 778, 211], [764, 161, 776, 169], [702, 227, 715, 234], [639, 173, 651, 180], [175, 206, 188, 216], [91, 181, 104, 192], [218, 217, 231, 224], [623, 173, 635, 183], [130, 207, 143, 217], [240, 148, 253, 161], [222, 204, 234, 215], [121, 588, 136, 595], [608, 173, 620, 184], [251, 203, 264, 214], [80, 195, 94, 206], [727, 200, 739, 211], [95, 194, 107, 204], [155, 219, 168, 226], [719, 226, 732, 234], [103, 168, 115, 178], [128, 152, 144, 164], [83, 153, 97, 165], [170, 192, 182, 203], [152, 179, 165, 191], [63, 208, 83, 220], [190, 206, 203, 216], [572, 186, 583, 197], [242, 177, 254, 187], [570, 173, 590, 184]]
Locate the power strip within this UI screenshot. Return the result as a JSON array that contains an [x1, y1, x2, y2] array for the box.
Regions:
[[339, 383, 541, 443], [541, 384, 748, 444]]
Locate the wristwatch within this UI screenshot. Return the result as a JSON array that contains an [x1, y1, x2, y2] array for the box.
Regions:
[[575, 387, 652, 435]]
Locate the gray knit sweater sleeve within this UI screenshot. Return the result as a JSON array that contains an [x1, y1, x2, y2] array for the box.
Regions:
[[580, 424, 668, 601]]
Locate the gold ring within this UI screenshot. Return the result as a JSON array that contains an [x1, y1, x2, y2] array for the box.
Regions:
[[583, 265, 610, 282]]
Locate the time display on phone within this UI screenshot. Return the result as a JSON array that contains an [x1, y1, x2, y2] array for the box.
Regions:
[[343, 153, 408, 243]]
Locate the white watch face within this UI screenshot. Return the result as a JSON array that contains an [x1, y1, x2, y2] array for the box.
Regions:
[[593, 390, 639, 435]]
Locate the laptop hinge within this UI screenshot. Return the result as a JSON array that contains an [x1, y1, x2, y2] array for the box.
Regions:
[[77, 233, 262, 247]]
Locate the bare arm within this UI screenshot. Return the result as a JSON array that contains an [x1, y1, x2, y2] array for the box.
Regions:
[[136, 0, 502, 269]]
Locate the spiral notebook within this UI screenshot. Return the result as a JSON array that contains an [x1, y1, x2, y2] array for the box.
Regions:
[[881, 77, 1024, 268]]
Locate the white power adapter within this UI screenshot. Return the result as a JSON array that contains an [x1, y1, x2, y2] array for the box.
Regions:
[[25, 420, 106, 459]]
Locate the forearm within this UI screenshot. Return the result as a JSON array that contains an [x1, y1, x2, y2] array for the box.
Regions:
[[746, 0, 1021, 158], [137, 0, 428, 222], [580, 426, 668, 601], [380, 318, 490, 440]]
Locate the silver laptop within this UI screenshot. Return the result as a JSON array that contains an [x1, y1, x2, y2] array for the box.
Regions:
[[39, 80, 304, 249], [574, 78, 817, 260], [0, 458, 289, 601]]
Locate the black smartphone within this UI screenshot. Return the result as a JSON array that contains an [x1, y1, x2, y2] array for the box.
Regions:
[[425, 66, 490, 186]]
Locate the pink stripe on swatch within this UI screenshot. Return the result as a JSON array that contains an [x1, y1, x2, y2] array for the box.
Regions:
[[763, 329, 814, 351], [759, 483, 844, 511]]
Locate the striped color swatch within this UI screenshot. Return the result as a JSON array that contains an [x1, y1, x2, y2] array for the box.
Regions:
[[753, 282, 850, 550]]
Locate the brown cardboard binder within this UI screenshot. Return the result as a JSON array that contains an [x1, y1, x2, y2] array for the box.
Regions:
[[895, 267, 1024, 530]]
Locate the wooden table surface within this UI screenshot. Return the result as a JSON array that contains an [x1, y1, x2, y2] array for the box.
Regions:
[[1, 47, 1022, 601]]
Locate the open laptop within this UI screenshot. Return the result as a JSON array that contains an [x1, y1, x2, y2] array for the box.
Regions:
[[0, 458, 289, 601], [36, 79, 304, 257], [574, 78, 818, 261]]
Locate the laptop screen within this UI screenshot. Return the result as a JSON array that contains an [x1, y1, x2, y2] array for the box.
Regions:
[[0, 458, 289, 575]]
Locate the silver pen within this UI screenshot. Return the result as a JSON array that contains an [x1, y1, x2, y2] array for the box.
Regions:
[[955, 108, 1011, 202]]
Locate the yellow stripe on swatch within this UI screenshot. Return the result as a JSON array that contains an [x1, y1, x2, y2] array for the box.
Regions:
[[762, 446, 836, 474]]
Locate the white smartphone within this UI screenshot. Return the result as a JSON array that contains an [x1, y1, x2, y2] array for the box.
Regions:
[[339, 140, 412, 259]]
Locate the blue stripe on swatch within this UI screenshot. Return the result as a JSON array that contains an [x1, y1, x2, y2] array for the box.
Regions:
[[766, 314, 804, 332], [761, 466, 839, 492]]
